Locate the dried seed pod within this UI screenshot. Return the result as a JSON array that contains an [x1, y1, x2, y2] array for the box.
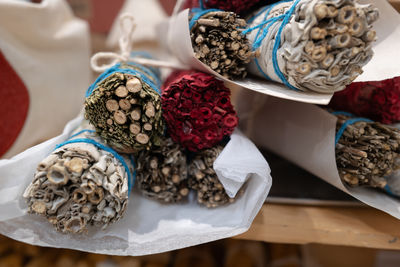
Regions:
[[189, 10, 255, 79], [85, 61, 164, 153], [23, 123, 134, 234], [246, 0, 379, 93], [136, 137, 189, 203], [162, 70, 238, 152], [334, 113, 400, 189], [329, 77, 400, 124], [188, 145, 240, 208]]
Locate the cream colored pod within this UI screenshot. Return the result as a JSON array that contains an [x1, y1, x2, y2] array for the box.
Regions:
[[245, 0, 379, 93], [0, 0, 91, 158], [23, 122, 134, 234]]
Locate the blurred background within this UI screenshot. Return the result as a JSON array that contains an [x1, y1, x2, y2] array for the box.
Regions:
[[1, 234, 398, 267], [1, 0, 400, 266]]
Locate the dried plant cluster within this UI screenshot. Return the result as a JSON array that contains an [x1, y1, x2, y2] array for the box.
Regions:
[[136, 137, 190, 203], [190, 11, 255, 79], [85, 63, 164, 154], [188, 145, 237, 208], [247, 0, 379, 93], [335, 113, 400, 189], [23, 130, 131, 234]]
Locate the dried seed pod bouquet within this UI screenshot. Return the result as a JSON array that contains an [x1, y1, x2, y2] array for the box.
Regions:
[[188, 145, 241, 208], [334, 112, 400, 189], [23, 123, 135, 234], [245, 0, 379, 93], [329, 76, 400, 124], [85, 61, 164, 153], [136, 136, 189, 203], [189, 10, 255, 79], [162, 70, 238, 152]]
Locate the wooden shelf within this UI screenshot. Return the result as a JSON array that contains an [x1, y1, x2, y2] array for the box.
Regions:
[[390, 0, 400, 12], [236, 204, 400, 250]]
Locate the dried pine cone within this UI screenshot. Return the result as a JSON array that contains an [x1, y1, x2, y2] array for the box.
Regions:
[[188, 145, 237, 208], [23, 127, 133, 234], [85, 62, 164, 153], [136, 137, 189, 203], [190, 10, 254, 79], [335, 113, 400, 188]]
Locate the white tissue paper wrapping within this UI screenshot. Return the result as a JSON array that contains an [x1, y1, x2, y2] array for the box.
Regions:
[[237, 91, 400, 219], [0, 0, 91, 158], [356, 0, 400, 82], [0, 116, 272, 256], [160, 0, 400, 105]]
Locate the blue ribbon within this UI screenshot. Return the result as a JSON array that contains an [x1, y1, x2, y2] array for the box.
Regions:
[[86, 61, 161, 98], [384, 184, 396, 197], [244, 0, 301, 91], [199, 0, 205, 9], [55, 136, 136, 195], [333, 112, 373, 145], [189, 8, 222, 29]]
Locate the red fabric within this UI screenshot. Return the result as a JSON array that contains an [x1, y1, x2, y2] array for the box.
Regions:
[[0, 50, 30, 157], [162, 71, 238, 152], [329, 77, 400, 124]]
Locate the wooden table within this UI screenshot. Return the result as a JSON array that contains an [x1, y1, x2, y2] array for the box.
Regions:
[[237, 204, 400, 250]]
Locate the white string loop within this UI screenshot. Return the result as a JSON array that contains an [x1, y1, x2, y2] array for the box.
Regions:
[[90, 13, 186, 73]]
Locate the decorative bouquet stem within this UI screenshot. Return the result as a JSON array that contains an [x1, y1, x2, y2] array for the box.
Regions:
[[334, 112, 400, 189], [136, 137, 189, 203], [246, 0, 379, 93], [190, 10, 255, 79], [23, 123, 134, 234], [85, 62, 164, 153]]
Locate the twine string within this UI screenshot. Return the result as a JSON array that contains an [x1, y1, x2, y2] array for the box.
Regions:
[[91, 14, 185, 73], [188, 8, 222, 29], [331, 111, 373, 145], [86, 63, 161, 97], [244, 0, 300, 91]]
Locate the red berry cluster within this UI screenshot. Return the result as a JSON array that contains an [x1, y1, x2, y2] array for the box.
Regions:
[[184, 0, 262, 15], [162, 71, 238, 152], [329, 77, 400, 124]]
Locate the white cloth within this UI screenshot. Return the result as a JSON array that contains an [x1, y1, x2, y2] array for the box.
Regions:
[[0, 0, 91, 158], [0, 115, 272, 256]]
